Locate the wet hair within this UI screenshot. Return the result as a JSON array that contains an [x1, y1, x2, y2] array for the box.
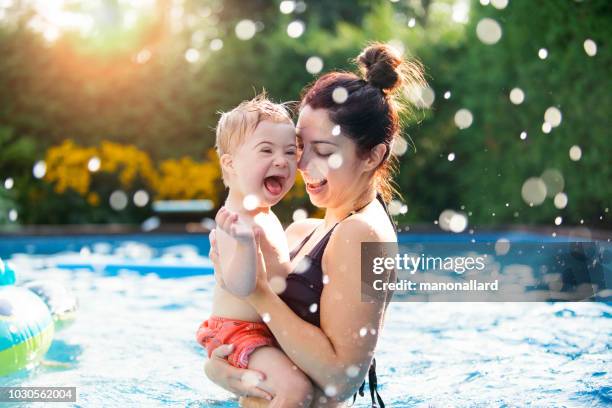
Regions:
[[215, 93, 293, 185], [300, 42, 426, 203]]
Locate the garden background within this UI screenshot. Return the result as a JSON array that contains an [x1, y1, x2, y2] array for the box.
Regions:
[[0, 0, 609, 231]]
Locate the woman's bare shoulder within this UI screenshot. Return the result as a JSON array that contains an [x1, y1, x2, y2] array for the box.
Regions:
[[285, 218, 323, 247]]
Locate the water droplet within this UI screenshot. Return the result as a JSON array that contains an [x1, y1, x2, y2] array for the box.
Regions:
[[4, 178, 14, 189], [520, 131, 527, 140], [309, 303, 318, 313], [295, 257, 311, 274], [346, 365, 360, 377], [540, 169, 564, 197], [242, 194, 260, 211], [538, 48, 548, 59], [184, 48, 200, 63], [569, 145, 582, 161], [444, 91, 451, 99], [389, 200, 403, 216], [241, 371, 260, 387], [544, 107, 562, 127], [553, 193, 567, 210], [452, 1, 469, 23], [391, 136, 408, 156], [279, 0, 296, 14], [142, 216, 160, 232], [328, 153, 343, 169], [109, 190, 128, 211], [262, 313, 271, 323], [292, 208, 307, 222], [270, 276, 287, 294], [408, 18, 416, 28], [32, 160, 46, 179], [88, 157, 101, 172], [135, 48, 151, 64], [454, 109, 473, 129], [449, 212, 468, 233], [509, 88, 525, 105], [209, 39, 223, 51], [324, 385, 337, 397], [521, 177, 547, 206], [332, 87, 348, 104], [133, 190, 149, 207], [476, 18, 502, 45], [305, 56, 323, 74], [8, 209, 18, 222], [542, 122, 552, 133], [495, 238, 510, 255], [438, 209, 455, 231], [408, 85, 436, 108], [583, 39, 597, 57], [287, 20, 305, 38], [359, 327, 367, 337], [491, 0, 508, 9], [331, 125, 341, 136], [322, 274, 330, 284], [235, 20, 256, 40], [447, 152, 455, 161], [555, 216, 562, 226]]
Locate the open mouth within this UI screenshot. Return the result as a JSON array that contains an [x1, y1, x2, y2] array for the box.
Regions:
[[305, 178, 328, 192], [264, 175, 286, 196]]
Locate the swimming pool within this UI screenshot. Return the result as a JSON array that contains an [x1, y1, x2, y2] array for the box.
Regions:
[[0, 233, 610, 407]]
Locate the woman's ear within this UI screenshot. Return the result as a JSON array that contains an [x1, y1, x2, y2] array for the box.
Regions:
[[363, 143, 388, 172]]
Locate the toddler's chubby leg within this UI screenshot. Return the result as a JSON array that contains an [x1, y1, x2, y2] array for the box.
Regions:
[[247, 346, 314, 408]]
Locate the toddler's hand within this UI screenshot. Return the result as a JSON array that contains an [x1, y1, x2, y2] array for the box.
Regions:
[[215, 207, 255, 244]]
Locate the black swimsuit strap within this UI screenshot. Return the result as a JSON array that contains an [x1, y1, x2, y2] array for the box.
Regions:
[[376, 192, 398, 234], [290, 198, 374, 260], [349, 358, 385, 408]]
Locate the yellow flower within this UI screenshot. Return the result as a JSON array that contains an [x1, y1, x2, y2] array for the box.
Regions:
[[43, 141, 223, 208]]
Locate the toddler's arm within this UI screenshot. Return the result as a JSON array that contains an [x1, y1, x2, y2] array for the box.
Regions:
[[214, 207, 258, 297]]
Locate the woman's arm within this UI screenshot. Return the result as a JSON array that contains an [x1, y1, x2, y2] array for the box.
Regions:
[[248, 218, 393, 400]]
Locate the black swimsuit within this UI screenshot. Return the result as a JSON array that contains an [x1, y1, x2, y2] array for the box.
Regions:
[[279, 194, 396, 408]]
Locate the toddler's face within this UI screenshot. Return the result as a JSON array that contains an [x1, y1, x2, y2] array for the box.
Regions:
[[231, 120, 297, 207]]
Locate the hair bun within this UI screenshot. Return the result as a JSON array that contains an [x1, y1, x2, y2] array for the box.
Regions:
[[357, 43, 403, 92]]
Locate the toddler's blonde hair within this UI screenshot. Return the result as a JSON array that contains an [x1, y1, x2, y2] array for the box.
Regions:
[[215, 93, 294, 186]]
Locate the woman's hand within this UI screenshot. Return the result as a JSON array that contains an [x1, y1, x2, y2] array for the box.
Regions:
[[203, 344, 273, 401]]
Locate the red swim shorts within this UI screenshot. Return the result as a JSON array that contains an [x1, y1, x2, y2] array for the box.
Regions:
[[196, 316, 276, 368]]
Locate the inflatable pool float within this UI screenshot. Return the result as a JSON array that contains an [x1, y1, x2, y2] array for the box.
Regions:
[[0, 258, 78, 376]]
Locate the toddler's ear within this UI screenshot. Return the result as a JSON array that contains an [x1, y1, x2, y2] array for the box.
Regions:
[[220, 153, 234, 174]]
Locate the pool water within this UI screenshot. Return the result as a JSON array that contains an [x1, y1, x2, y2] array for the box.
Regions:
[[0, 233, 610, 407]]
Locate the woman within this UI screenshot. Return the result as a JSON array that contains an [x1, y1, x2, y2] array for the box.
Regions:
[[205, 43, 426, 407]]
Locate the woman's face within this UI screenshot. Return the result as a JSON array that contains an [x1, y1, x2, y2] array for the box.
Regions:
[[296, 105, 369, 209]]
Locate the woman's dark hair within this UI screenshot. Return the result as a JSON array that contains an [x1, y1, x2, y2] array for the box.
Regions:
[[300, 42, 426, 203]]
